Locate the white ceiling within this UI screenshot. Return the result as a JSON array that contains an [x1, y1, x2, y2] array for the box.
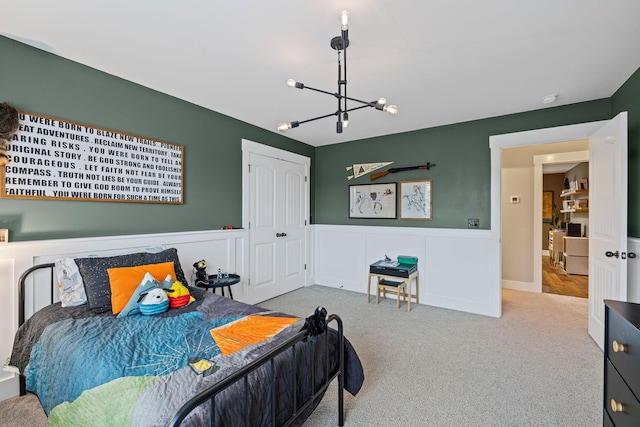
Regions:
[[2, 0, 640, 147], [543, 163, 580, 174]]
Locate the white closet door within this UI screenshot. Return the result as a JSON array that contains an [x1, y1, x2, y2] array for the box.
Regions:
[[248, 152, 306, 303]]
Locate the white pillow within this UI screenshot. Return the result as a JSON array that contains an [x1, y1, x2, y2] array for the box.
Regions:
[[55, 258, 87, 307]]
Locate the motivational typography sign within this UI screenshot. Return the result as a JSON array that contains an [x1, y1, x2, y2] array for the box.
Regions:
[[1, 111, 183, 204]]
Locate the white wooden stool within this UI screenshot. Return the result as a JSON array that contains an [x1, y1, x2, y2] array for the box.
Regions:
[[367, 270, 419, 312]]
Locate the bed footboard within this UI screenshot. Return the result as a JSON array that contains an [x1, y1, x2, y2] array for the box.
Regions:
[[169, 314, 345, 427]]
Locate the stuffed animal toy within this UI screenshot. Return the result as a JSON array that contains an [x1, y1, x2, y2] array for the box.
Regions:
[[139, 288, 169, 315], [167, 281, 195, 308], [299, 306, 328, 342], [193, 259, 208, 286], [0, 102, 19, 166]]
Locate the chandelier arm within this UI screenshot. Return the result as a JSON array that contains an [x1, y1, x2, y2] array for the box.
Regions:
[[342, 34, 347, 120], [341, 95, 380, 107], [296, 111, 340, 125], [297, 85, 375, 107], [337, 50, 343, 118], [302, 85, 341, 98], [344, 104, 373, 113]]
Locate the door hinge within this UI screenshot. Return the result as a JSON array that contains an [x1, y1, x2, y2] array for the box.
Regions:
[[305, 176, 308, 182], [248, 164, 251, 173], [304, 264, 307, 270]]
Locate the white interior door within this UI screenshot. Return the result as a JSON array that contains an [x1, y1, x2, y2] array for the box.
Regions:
[[248, 152, 306, 304], [588, 112, 628, 350]]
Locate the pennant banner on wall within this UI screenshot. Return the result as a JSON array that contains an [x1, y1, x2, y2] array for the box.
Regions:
[[346, 162, 393, 180]]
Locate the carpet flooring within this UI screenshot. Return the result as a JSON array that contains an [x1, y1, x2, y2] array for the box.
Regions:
[[0, 286, 602, 426]]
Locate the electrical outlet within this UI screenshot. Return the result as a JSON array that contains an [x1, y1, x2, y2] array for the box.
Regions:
[[468, 218, 479, 229]]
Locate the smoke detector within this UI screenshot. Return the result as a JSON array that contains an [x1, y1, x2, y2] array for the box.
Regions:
[[542, 94, 558, 105]]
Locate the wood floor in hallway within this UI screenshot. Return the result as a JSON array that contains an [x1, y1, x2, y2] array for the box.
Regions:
[[542, 255, 588, 298]]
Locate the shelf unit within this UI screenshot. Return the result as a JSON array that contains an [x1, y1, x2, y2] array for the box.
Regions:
[[560, 207, 589, 213], [560, 189, 588, 197], [560, 189, 588, 213]]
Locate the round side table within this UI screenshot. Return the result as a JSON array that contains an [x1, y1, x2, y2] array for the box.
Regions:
[[196, 274, 240, 299]]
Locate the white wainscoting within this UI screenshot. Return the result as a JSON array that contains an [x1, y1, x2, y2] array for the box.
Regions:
[[0, 229, 248, 401], [313, 224, 500, 318]]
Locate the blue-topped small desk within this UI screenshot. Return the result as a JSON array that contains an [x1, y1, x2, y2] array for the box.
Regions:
[[367, 262, 419, 312]]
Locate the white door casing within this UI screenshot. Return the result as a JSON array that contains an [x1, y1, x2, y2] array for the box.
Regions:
[[588, 112, 628, 350], [242, 140, 310, 305], [491, 119, 611, 319]]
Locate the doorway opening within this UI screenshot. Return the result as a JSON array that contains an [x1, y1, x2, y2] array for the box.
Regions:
[[541, 158, 590, 299], [501, 142, 589, 295]]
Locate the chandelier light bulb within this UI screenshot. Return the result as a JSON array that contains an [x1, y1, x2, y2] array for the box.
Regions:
[[287, 79, 297, 88], [340, 10, 350, 30], [342, 112, 349, 128], [384, 104, 399, 115], [377, 97, 387, 105], [277, 122, 291, 132]]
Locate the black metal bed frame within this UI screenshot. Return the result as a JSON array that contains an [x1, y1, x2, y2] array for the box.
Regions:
[[17, 263, 345, 427]]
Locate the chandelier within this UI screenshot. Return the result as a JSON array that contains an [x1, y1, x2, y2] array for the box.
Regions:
[[277, 11, 398, 134]]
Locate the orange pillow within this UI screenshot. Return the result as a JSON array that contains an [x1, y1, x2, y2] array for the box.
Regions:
[[107, 262, 177, 314]]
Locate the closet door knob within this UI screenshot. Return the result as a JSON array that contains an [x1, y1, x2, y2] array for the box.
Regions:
[[612, 340, 626, 353], [605, 251, 619, 258]]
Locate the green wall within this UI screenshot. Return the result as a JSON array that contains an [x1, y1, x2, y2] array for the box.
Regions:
[[314, 100, 612, 229], [0, 36, 313, 241], [612, 66, 640, 238], [2, 35, 639, 241]]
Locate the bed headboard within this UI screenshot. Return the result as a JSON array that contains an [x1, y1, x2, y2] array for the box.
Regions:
[[18, 263, 55, 327]]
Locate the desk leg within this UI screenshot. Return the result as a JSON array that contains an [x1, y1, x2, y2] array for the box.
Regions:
[[367, 273, 372, 303]]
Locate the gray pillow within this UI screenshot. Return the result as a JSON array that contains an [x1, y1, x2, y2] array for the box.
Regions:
[[75, 248, 187, 312]]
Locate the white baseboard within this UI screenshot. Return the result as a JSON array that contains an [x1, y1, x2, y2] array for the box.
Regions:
[[502, 279, 539, 293]]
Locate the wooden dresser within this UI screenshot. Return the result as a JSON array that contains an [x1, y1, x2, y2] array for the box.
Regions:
[[604, 300, 640, 426]]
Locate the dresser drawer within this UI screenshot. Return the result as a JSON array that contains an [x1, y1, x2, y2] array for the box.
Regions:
[[604, 408, 614, 427], [606, 306, 640, 398], [605, 359, 640, 426]]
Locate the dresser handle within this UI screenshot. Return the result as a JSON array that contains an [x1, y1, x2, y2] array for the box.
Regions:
[[612, 340, 626, 353], [611, 399, 624, 413]]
